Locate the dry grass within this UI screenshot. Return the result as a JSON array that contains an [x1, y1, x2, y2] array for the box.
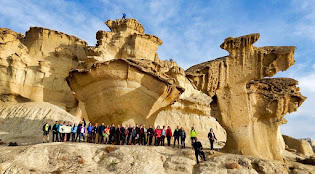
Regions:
[[226, 162, 239, 169], [105, 146, 117, 153]]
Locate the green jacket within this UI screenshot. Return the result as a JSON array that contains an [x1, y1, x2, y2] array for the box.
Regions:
[[190, 130, 197, 138]]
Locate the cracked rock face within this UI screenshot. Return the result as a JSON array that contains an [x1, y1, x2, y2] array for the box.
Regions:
[[186, 34, 306, 160]]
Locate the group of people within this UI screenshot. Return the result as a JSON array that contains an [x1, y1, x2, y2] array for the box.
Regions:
[[42, 119, 218, 164]]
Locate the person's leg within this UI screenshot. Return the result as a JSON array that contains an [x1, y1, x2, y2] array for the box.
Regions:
[[195, 152, 199, 164], [174, 136, 176, 147], [210, 140, 214, 150], [201, 151, 206, 161], [43, 134, 45, 143], [177, 137, 180, 148]]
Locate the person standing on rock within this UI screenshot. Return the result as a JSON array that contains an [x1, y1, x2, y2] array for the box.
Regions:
[[190, 126, 198, 146], [98, 123, 105, 144], [42, 121, 51, 143], [120, 124, 125, 145], [110, 124, 116, 144], [208, 128, 217, 150], [61, 121, 67, 142], [180, 127, 186, 149], [192, 138, 206, 164], [161, 126, 166, 146], [139, 125, 145, 145], [135, 124, 140, 144], [147, 125, 154, 146], [92, 123, 98, 143], [52, 121, 59, 142], [122, 12, 126, 20], [143, 125, 147, 145], [79, 125, 86, 142], [77, 121, 82, 142], [66, 121, 72, 142], [154, 125, 162, 146], [128, 124, 133, 145], [57, 120, 62, 142], [173, 126, 181, 148], [87, 123, 93, 143], [103, 125, 110, 144], [166, 126, 172, 146], [71, 123, 78, 142], [131, 126, 137, 145], [124, 125, 129, 145]]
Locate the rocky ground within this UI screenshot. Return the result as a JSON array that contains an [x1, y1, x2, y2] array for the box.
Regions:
[[0, 143, 314, 174]]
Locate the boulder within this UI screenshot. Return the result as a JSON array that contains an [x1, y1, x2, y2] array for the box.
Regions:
[[283, 135, 314, 156]]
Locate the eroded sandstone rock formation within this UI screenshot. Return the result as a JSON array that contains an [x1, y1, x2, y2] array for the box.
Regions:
[[0, 18, 308, 161], [186, 34, 306, 160], [0, 27, 87, 110]]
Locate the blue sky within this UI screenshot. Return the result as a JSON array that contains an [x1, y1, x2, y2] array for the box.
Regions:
[[0, 0, 314, 140]]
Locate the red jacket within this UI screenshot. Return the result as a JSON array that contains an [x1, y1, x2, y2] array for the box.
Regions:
[[166, 129, 172, 137], [154, 129, 162, 137]]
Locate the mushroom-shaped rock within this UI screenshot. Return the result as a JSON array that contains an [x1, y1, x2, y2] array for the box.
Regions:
[[186, 33, 305, 161], [67, 59, 184, 125]]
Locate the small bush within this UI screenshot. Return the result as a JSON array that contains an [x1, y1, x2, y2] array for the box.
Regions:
[[296, 156, 315, 166], [110, 161, 118, 166], [105, 146, 117, 153], [226, 162, 239, 169]]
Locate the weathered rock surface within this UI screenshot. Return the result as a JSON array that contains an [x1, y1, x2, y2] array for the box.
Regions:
[[67, 59, 184, 126], [0, 143, 314, 174], [283, 135, 314, 156], [0, 102, 79, 145], [66, 18, 227, 146], [186, 34, 306, 160], [0, 18, 309, 162], [0, 27, 88, 110]]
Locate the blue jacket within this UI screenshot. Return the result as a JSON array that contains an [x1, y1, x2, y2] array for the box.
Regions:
[[87, 126, 93, 133], [72, 126, 78, 133], [99, 125, 105, 134]]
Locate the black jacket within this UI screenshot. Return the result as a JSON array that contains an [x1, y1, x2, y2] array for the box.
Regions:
[[173, 129, 181, 137], [136, 126, 140, 134], [110, 127, 116, 135], [208, 132, 217, 141], [128, 127, 133, 135], [99, 125, 105, 134], [193, 141, 203, 151], [52, 124, 58, 132], [147, 128, 154, 136]]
